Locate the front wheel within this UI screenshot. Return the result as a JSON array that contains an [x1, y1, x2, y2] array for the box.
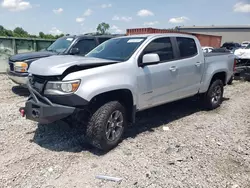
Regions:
[[85, 101, 127, 151], [203, 79, 224, 110]]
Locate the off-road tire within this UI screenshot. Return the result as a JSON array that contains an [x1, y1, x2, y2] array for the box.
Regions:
[[203, 79, 224, 110], [227, 76, 233, 85], [85, 101, 127, 151]]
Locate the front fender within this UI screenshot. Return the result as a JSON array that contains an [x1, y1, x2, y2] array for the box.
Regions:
[[79, 78, 136, 104], [65, 69, 137, 105]]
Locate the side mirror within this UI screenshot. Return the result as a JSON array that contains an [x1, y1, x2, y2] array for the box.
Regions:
[[70, 48, 80, 55], [142, 53, 160, 65]]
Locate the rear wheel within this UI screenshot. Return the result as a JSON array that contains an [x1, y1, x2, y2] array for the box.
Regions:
[[227, 76, 233, 85], [203, 79, 224, 110], [85, 101, 127, 151]]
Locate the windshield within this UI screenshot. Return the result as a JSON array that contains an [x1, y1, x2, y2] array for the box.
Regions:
[[85, 37, 146, 61], [47, 37, 74, 53]]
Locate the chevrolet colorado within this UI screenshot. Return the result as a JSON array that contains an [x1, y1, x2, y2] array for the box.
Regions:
[[20, 33, 236, 151], [6, 34, 117, 86]]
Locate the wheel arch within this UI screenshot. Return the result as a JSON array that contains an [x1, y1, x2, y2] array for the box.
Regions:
[[89, 89, 136, 124], [210, 71, 227, 86]]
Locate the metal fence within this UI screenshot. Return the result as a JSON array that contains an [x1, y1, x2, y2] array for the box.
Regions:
[[0, 37, 55, 73]]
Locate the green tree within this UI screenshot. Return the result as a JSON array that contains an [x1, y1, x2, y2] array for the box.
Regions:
[[96, 22, 110, 34], [55, 34, 64, 39], [39, 32, 45, 38], [13, 27, 29, 37], [29, 34, 38, 38], [174, 26, 180, 31], [5, 29, 13, 37], [0, 25, 65, 39], [0, 25, 5, 36]]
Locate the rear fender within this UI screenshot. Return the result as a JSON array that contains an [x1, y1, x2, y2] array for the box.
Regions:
[[199, 68, 228, 93]]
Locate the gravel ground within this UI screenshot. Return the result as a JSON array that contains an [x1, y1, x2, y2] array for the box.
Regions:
[[0, 73, 250, 188]]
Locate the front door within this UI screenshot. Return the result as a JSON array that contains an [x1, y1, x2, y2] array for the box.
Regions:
[[136, 37, 180, 110]]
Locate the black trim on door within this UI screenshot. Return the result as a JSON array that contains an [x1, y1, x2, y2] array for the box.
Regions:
[[171, 37, 180, 58]]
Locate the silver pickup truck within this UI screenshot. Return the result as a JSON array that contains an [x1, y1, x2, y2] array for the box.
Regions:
[[20, 33, 236, 151]]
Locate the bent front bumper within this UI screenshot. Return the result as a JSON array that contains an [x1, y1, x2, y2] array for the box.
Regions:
[[22, 82, 75, 124], [7, 68, 28, 86]]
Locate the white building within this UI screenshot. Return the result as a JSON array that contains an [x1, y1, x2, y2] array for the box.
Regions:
[[178, 25, 250, 45]]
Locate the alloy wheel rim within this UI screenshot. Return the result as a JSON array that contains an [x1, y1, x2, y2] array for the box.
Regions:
[[211, 86, 222, 104], [105, 110, 124, 142]]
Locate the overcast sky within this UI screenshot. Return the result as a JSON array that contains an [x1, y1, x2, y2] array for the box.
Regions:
[[0, 0, 250, 35]]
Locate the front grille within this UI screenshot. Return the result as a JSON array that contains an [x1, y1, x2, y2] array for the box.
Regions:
[[29, 75, 46, 93], [28, 74, 61, 93], [32, 75, 47, 84], [237, 59, 250, 67]]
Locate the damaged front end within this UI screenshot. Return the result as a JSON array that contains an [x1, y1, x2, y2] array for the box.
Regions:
[[20, 74, 76, 124], [234, 58, 250, 81]]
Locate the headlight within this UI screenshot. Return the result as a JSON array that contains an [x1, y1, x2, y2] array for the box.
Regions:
[[14, 62, 28, 73], [44, 80, 81, 95]]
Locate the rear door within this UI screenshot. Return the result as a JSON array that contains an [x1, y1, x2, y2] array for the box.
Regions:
[[173, 36, 204, 98]]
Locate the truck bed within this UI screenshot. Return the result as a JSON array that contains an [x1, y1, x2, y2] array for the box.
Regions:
[[204, 52, 234, 64], [203, 52, 235, 84], [204, 52, 232, 57]]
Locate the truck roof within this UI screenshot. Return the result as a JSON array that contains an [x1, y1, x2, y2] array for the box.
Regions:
[[117, 33, 197, 40], [61, 33, 125, 39]]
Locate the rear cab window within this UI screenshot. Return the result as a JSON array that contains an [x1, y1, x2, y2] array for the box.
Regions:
[[176, 37, 198, 58]]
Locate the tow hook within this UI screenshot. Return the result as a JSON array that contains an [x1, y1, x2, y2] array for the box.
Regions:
[[19, 107, 26, 117]]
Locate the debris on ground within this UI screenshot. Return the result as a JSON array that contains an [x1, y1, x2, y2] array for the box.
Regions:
[[95, 175, 123, 182], [162, 126, 170, 131], [1, 74, 250, 188]]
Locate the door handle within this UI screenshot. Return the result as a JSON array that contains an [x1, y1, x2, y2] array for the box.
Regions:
[[169, 66, 177, 72], [195, 62, 201, 67]]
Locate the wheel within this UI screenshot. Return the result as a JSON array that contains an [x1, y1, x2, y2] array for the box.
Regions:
[[85, 101, 127, 151], [203, 79, 224, 110], [227, 76, 233, 85]]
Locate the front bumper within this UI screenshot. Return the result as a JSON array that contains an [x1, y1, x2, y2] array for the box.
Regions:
[[22, 82, 75, 124], [6, 68, 28, 86]]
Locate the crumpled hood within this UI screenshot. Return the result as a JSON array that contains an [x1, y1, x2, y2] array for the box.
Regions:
[[234, 48, 250, 59], [9, 51, 56, 62], [28, 55, 119, 76]]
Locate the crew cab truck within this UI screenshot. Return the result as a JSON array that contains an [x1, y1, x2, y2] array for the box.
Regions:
[[6, 34, 117, 86], [20, 33, 236, 151]]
